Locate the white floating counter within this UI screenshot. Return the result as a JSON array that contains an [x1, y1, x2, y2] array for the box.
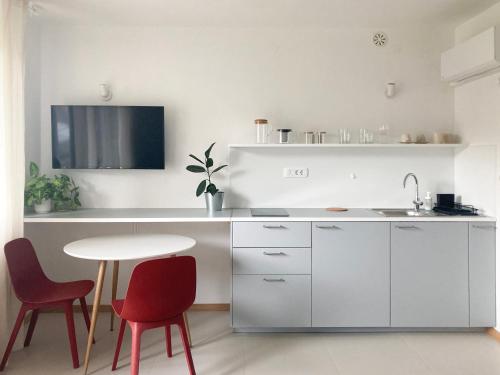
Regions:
[[24, 207, 495, 223], [24, 208, 233, 223]]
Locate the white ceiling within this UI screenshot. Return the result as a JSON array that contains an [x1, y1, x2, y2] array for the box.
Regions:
[[32, 0, 499, 28]]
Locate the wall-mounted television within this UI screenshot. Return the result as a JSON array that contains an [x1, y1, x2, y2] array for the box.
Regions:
[[51, 105, 165, 169]]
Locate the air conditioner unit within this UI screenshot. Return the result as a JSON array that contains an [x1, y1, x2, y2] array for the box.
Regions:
[[441, 26, 500, 84]]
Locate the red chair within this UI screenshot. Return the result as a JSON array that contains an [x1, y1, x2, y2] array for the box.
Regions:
[[0, 238, 94, 371], [111, 256, 196, 375]]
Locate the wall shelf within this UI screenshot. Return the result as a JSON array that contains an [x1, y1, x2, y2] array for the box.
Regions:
[[229, 143, 466, 149]]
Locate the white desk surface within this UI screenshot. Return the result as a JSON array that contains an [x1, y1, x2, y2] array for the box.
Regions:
[[64, 233, 196, 261], [24, 207, 495, 223], [24, 208, 232, 223]]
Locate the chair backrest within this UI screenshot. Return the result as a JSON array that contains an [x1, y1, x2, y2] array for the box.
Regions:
[[121, 256, 196, 322], [4, 238, 50, 302]]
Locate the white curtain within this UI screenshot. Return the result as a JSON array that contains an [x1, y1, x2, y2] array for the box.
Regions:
[[0, 0, 26, 349]]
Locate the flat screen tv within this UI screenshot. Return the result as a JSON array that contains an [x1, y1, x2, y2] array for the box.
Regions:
[[51, 105, 165, 169]]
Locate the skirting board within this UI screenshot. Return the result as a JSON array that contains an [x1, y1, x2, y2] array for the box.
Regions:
[[487, 328, 500, 341], [38, 303, 230, 314]]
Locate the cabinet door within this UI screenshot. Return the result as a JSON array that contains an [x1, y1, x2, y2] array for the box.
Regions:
[[312, 222, 390, 327], [232, 275, 311, 328], [469, 222, 496, 327], [391, 222, 469, 327]]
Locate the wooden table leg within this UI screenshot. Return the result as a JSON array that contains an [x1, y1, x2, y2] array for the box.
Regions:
[[110, 261, 119, 331], [83, 260, 107, 375], [183, 311, 192, 347]]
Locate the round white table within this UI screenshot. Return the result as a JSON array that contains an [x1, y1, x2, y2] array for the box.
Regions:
[[64, 234, 196, 375]]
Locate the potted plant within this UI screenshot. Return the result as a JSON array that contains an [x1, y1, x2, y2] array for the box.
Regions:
[[51, 174, 81, 211], [25, 162, 53, 213], [186, 143, 227, 212]]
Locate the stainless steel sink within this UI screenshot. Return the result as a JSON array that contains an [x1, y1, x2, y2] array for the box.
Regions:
[[372, 209, 442, 217]]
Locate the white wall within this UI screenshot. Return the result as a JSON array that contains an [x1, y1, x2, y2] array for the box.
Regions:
[[25, 22, 458, 303], [29, 25, 455, 208], [228, 147, 455, 208], [453, 2, 500, 329]]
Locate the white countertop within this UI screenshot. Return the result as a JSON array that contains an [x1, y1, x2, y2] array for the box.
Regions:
[[24, 208, 232, 223], [231, 208, 495, 222], [24, 208, 495, 223]]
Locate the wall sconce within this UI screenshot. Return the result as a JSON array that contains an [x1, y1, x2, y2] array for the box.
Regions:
[[99, 83, 112, 101], [385, 82, 396, 98]]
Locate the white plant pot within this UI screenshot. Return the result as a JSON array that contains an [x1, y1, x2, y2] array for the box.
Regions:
[[34, 199, 51, 214]]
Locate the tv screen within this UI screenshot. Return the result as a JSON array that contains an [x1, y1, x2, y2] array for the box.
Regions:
[[51, 105, 165, 169]]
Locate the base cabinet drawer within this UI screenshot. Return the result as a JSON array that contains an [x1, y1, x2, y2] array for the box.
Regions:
[[232, 275, 311, 327], [232, 222, 311, 248], [233, 247, 311, 275]]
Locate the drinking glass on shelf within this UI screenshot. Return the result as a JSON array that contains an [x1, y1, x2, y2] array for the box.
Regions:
[[359, 129, 374, 144], [378, 124, 390, 144], [338, 129, 351, 144]]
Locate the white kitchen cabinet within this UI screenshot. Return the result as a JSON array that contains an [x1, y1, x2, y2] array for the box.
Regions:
[[231, 221, 312, 328], [312, 222, 390, 327], [232, 218, 495, 330], [469, 222, 496, 327], [391, 222, 469, 327]]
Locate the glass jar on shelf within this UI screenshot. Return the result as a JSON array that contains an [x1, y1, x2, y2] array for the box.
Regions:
[[255, 119, 272, 144]]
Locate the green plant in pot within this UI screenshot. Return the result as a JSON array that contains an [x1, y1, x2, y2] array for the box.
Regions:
[[51, 174, 81, 211], [25, 162, 53, 214], [186, 143, 227, 212], [25, 162, 82, 213]]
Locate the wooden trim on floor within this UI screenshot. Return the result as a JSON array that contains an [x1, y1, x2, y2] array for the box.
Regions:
[[487, 328, 500, 341], [39, 303, 230, 314]]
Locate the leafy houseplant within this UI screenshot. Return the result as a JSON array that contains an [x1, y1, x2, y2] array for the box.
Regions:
[[25, 162, 53, 213], [51, 174, 81, 211], [25, 162, 82, 213], [186, 143, 227, 211]]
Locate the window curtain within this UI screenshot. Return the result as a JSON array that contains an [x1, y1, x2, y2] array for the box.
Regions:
[[0, 0, 26, 350]]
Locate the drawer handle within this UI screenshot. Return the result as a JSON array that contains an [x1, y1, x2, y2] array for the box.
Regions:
[[472, 224, 497, 229], [263, 278, 285, 282], [263, 251, 286, 256], [263, 225, 286, 229], [315, 225, 340, 229], [395, 225, 419, 230]]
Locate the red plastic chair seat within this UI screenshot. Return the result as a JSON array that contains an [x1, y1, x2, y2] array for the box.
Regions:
[[21, 280, 94, 305]]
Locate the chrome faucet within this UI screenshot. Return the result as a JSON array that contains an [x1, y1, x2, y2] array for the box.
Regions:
[[403, 173, 423, 212]]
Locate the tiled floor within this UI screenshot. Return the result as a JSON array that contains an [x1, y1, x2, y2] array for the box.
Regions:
[[3, 311, 500, 375]]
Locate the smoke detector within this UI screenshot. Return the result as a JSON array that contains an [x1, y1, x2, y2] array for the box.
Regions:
[[372, 32, 387, 47]]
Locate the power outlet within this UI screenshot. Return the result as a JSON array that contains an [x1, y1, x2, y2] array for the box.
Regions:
[[283, 167, 309, 178]]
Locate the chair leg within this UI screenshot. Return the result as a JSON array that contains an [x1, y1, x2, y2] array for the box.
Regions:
[[130, 323, 143, 375], [0, 305, 27, 371], [64, 302, 79, 369], [165, 325, 172, 358], [24, 309, 39, 347], [178, 316, 196, 375], [79, 298, 95, 344], [112, 319, 126, 371]]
